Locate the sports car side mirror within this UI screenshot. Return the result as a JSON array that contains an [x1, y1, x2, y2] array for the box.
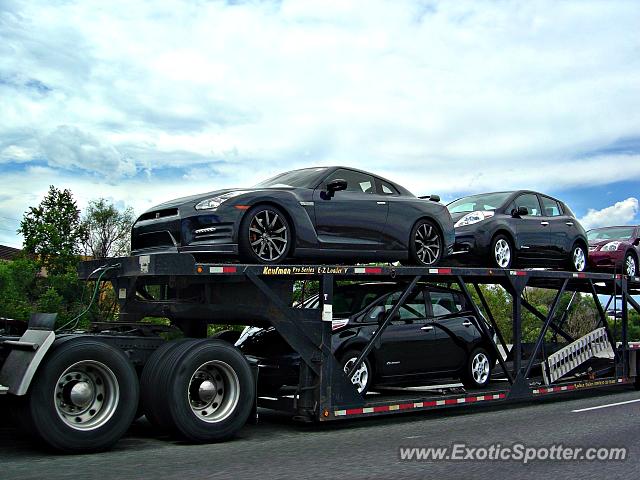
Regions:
[[512, 206, 528, 217], [326, 179, 348, 198], [634, 237, 640, 246]]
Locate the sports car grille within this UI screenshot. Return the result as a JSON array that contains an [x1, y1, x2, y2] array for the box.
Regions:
[[132, 230, 178, 250], [137, 208, 179, 222]]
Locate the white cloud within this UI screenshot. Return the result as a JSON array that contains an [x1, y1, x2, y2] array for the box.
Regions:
[[1, 0, 640, 246], [579, 197, 639, 230]]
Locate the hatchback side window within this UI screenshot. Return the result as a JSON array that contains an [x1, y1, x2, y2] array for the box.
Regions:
[[540, 196, 562, 217], [513, 193, 542, 216], [324, 169, 376, 194], [384, 290, 427, 323], [429, 291, 463, 317]]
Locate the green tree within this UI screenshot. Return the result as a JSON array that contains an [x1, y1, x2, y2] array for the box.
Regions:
[[81, 199, 134, 259], [18, 185, 85, 275]]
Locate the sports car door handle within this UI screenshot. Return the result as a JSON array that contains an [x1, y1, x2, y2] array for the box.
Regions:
[[540, 221, 549, 226], [462, 321, 473, 327], [377, 201, 386, 205], [420, 326, 434, 331], [566, 222, 574, 226]]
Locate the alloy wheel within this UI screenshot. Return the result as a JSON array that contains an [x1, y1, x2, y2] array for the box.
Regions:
[[414, 223, 441, 265], [248, 210, 289, 262], [625, 254, 637, 276], [494, 239, 511, 268], [343, 357, 369, 394], [471, 352, 490, 385], [572, 246, 586, 272]]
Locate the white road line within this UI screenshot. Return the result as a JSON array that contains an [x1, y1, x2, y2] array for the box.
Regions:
[[572, 398, 640, 413]]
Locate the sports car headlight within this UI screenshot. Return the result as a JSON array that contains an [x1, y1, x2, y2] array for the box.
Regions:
[[194, 191, 247, 211], [454, 211, 495, 228], [601, 241, 622, 251]]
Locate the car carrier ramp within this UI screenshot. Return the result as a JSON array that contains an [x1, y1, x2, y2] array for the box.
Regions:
[[543, 327, 612, 384]]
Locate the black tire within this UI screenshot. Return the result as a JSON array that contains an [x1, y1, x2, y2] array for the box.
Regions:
[[141, 338, 202, 430], [212, 329, 242, 344], [162, 340, 255, 442], [140, 338, 192, 428], [14, 338, 139, 453], [461, 347, 492, 389], [568, 243, 587, 272], [490, 234, 514, 269], [624, 251, 638, 277], [239, 205, 292, 264], [408, 219, 444, 266], [339, 350, 373, 395]]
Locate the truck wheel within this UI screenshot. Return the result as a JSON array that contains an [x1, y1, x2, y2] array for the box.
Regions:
[[162, 340, 255, 442], [15, 338, 138, 452], [140, 338, 188, 427], [140, 338, 200, 429], [461, 347, 492, 389]]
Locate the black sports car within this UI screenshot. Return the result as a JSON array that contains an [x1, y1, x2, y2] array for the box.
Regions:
[[132, 167, 454, 265], [447, 190, 588, 271], [236, 282, 496, 395]]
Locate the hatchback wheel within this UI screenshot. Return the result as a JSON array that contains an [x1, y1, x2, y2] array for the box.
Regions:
[[490, 234, 513, 269], [461, 348, 492, 389], [340, 351, 372, 395], [239, 205, 291, 264], [624, 252, 638, 277], [569, 244, 587, 272]]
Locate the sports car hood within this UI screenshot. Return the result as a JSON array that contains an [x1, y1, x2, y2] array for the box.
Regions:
[[144, 187, 293, 213]]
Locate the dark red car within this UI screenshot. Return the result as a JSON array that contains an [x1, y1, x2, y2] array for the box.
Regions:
[[587, 225, 640, 276]]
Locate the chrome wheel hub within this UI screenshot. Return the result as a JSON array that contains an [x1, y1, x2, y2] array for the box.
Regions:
[[573, 247, 586, 272], [249, 210, 288, 262], [494, 239, 511, 268], [343, 357, 369, 394], [188, 360, 240, 423], [471, 352, 490, 385], [626, 255, 637, 276], [415, 223, 441, 265], [54, 360, 119, 431]]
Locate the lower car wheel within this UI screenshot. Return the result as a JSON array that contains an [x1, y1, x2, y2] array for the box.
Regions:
[[490, 234, 513, 269], [461, 347, 492, 389], [14, 338, 139, 453], [161, 340, 255, 442], [239, 205, 291, 264], [569, 243, 587, 272], [340, 350, 372, 395], [408, 219, 443, 266], [624, 252, 638, 277]]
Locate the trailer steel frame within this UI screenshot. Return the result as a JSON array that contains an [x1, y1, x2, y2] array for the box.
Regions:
[[1, 253, 640, 447]]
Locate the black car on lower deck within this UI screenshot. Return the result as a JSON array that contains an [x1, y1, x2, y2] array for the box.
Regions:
[[130, 166, 454, 266], [236, 282, 496, 395], [447, 190, 588, 271]]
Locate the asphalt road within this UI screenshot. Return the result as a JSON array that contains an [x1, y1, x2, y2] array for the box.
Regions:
[[2, 387, 639, 480]]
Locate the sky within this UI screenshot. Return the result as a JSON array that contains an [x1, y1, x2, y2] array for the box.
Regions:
[[1, 0, 640, 248]]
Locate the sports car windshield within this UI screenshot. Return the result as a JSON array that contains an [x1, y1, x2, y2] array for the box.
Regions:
[[587, 227, 635, 241], [253, 167, 328, 189], [447, 192, 511, 213]]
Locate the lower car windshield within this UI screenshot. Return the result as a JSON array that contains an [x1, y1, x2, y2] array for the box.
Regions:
[[253, 167, 328, 189], [587, 227, 635, 241], [447, 192, 511, 213]]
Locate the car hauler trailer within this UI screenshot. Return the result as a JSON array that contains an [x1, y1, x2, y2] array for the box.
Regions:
[[1, 253, 639, 452]]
